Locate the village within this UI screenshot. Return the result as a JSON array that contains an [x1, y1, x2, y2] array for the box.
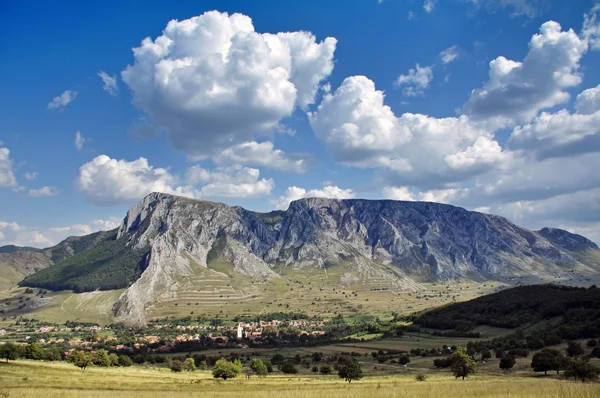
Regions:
[[0, 318, 329, 353]]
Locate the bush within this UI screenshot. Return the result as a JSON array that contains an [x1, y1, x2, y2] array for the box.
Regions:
[[250, 358, 268, 377], [183, 358, 196, 371], [320, 365, 333, 375], [564, 359, 600, 382], [415, 373, 428, 382], [92, 349, 111, 367], [280, 361, 298, 374], [171, 359, 184, 372], [311, 365, 319, 373], [118, 355, 133, 367]]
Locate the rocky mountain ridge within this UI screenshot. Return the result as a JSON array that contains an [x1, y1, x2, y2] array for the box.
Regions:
[[10, 192, 600, 325]]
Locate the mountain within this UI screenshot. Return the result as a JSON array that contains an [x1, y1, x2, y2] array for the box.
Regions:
[[12, 192, 600, 325]]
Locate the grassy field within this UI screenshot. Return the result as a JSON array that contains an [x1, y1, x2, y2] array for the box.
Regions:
[[1, 360, 599, 398]]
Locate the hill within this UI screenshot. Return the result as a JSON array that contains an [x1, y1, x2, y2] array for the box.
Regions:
[[6, 192, 600, 325], [412, 283, 600, 346]]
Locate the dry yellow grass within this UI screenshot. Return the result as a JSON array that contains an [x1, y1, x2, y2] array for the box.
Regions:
[[1, 360, 599, 398]]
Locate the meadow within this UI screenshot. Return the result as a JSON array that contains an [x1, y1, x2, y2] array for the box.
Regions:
[[1, 360, 599, 398]]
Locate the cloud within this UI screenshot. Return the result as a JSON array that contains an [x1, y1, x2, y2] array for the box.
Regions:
[[582, 4, 600, 50], [394, 64, 433, 97], [309, 76, 505, 189], [185, 165, 274, 198], [47, 90, 77, 110], [462, 21, 588, 127], [98, 71, 118, 95], [121, 10, 336, 160], [76, 155, 274, 206], [508, 109, 600, 160], [575, 83, 600, 114], [424, 0, 438, 13], [28, 186, 60, 197], [0, 217, 122, 248], [0, 147, 19, 190], [382, 186, 460, 204], [273, 185, 355, 210], [76, 155, 192, 205], [75, 131, 86, 151], [23, 172, 38, 181], [212, 141, 312, 172], [439, 45, 460, 64], [465, 0, 539, 19]]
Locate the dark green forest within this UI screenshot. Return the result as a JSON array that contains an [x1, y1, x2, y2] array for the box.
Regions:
[[413, 284, 600, 347], [20, 232, 148, 292]]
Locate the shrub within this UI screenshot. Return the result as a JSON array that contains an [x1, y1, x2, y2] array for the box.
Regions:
[[415, 373, 428, 382]]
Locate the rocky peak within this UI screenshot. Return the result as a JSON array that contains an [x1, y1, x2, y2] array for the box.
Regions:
[[537, 227, 599, 251]]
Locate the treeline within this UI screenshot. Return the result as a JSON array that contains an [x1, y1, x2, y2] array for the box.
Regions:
[[20, 233, 149, 292]]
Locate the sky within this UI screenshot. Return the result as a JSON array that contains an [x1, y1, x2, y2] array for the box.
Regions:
[[1, 0, 600, 247]]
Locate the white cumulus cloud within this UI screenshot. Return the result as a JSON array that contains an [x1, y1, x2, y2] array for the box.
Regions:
[[309, 76, 505, 189], [463, 21, 588, 127], [121, 10, 336, 160], [212, 141, 312, 172], [394, 64, 433, 97], [0, 147, 19, 190]]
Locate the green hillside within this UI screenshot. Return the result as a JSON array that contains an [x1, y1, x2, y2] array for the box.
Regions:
[[20, 231, 149, 293]]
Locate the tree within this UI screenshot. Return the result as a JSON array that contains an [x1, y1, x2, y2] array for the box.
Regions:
[[481, 349, 492, 361], [499, 355, 516, 370], [337, 358, 363, 383], [71, 352, 92, 370], [118, 355, 133, 367], [531, 349, 564, 375], [250, 358, 268, 377], [199, 360, 208, 370], [450, 347, 476, 380], [109, 353, 119, 367], [92, 349, 111, 367], [399, 354, 411, 365], [311, 365, 319, 373], [280, 361, 298, 374], [0, 343, 20, 363], [183, 358, 196, 371], [564, 359, 600, 382], [171, 359, 184, 372], [586, 339, 597, 347], [566, 341, 584, 357], [212, 359, 241, 380], [320, 365, 332, 375], [27, 342, 44, 360]]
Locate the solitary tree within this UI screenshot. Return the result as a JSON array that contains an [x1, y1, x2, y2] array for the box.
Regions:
[[450, 347, 476, 380], [212, 359, 241, 380], [337, 358, 363, 383], [499, 355, 516, 371], [481, 349, 492, 362], [250, 358, 268, 377], [564, 359, 600, 382], [0, 342, 20, 363]]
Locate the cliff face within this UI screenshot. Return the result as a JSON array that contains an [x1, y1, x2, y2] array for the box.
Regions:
[[108, 193, 598, 324]]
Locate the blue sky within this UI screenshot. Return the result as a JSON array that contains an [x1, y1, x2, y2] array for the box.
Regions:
[[1, 0, 600, 247]]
